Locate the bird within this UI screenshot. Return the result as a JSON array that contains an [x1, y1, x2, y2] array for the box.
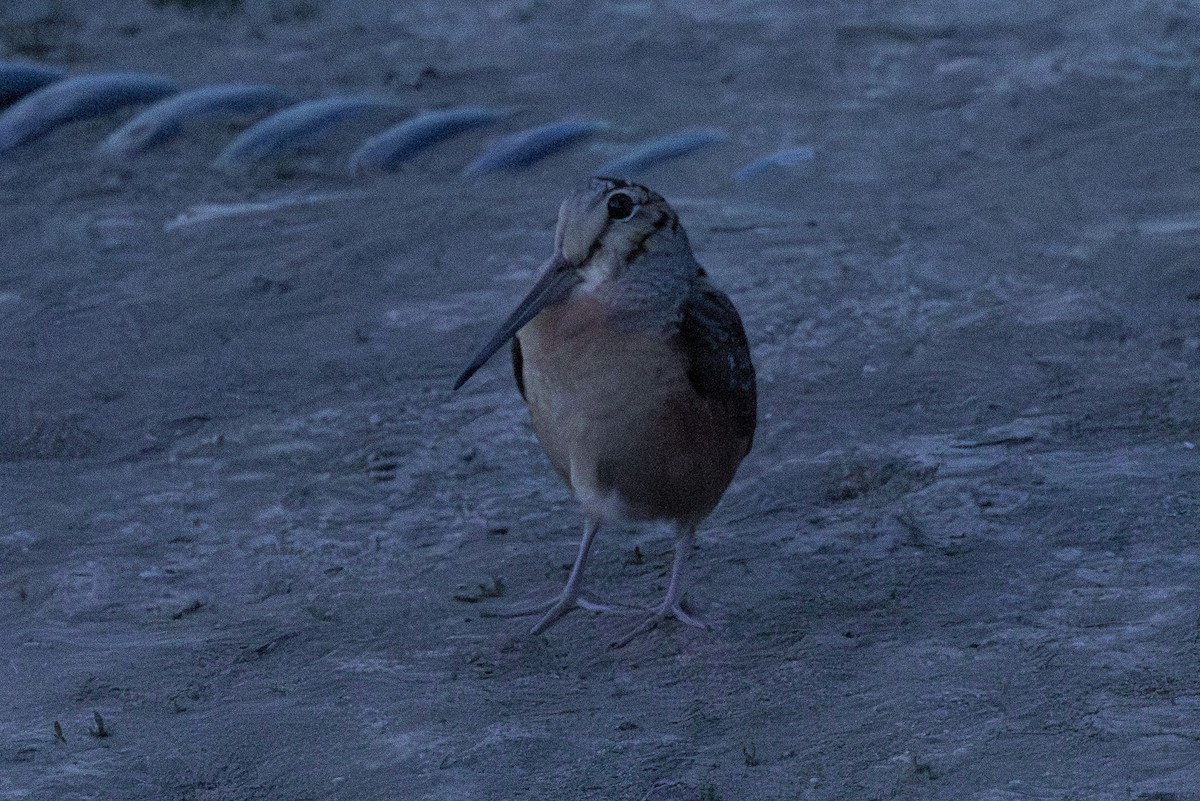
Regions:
[[453, 177, 756, 647]]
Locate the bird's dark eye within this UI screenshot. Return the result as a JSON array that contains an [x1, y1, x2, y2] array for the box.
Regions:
[[606, 192, 637, 221]]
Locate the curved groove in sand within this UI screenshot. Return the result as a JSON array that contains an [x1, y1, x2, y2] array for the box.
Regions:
[[98, 83, 292, 156], [348, 106, 509, 173], [0, 62, 67, 106], [212, 95, 402, 172], [733, 146, 817, 182], [463, 117, 608, 177], [0, 72, 180, 153], [594, 129, 727, 178]]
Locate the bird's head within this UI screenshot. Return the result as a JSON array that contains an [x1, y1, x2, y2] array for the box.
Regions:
[[554, 177, 687, 290], [453, 178, 690, 390]]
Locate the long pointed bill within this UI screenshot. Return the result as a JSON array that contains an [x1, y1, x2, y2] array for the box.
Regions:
[[453, 253, 578, 390]]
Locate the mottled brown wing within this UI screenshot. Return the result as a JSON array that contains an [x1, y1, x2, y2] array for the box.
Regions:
[[677, 281, 757, 449], [511, 337, 526, 401]]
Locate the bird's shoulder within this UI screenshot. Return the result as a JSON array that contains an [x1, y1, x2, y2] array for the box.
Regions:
[[674, 271, 757, 446]]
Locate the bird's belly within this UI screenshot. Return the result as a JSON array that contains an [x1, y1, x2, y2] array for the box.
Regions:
[[518, 306, 747, 525]]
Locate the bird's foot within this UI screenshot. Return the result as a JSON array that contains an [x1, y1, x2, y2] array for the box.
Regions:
[[610, 599, 709, 648], [481, 590, 635, 635]]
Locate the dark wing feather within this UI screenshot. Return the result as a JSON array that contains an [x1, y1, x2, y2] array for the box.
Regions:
[[677, 280, 757, 449], [511, 337, 526, 401]]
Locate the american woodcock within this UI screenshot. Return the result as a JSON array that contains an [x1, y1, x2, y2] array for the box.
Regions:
[[454, 177, 756, 647]]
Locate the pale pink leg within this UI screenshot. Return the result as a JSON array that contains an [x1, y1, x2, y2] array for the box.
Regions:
[[611, 524, 710, 648], [482, 518, 631, 634]]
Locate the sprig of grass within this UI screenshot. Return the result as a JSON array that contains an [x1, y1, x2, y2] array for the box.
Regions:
[[88, 711, 109, 738]]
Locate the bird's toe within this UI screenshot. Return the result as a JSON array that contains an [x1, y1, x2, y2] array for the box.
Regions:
[[483, 590, 638, 635], [610, 600, 709, 648]]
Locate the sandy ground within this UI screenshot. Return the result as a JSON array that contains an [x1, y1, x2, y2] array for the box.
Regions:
[[2, 1, 1200, 799]]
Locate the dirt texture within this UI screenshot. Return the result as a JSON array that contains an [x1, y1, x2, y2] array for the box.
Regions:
[[2, 1, 1199, 799]]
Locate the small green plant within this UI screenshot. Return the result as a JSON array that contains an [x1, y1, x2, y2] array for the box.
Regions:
[[453, 576, 505, 603], [305, 605, 334, 622], [88, 711, 109, 738], [912, 756, 940, 780]]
